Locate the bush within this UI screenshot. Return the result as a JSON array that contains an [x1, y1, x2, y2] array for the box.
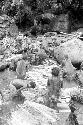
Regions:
[[14, 4, 34, 30], [3, 0, 17, 17], [3, 1, 34, 31], [3, 0, 83, 35]]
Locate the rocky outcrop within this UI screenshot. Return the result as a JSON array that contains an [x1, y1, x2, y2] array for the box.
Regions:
[[9, 100, 58, 125], [10, 79, 29, 89], [16, 60, 26, 79], [36, 13, 70, 34], [54, 37, 83, 64], [0, 54, 23, 71], [52, 13, 70, 33], [0, 15, 18, 38], [0, 84, 17, 102]]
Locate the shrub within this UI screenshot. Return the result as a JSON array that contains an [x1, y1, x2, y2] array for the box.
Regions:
[[14, 4, 34, 30]]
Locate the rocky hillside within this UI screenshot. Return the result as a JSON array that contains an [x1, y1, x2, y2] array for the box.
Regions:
[[0, 0, 83, 125]]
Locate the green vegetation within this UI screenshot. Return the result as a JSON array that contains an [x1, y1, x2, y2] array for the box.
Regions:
[[1, 0, 83, 35]]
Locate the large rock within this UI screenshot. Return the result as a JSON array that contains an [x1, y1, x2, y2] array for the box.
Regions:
[[8, 23, 19, 37], [0, 15, 19, 39], [54, 38, 83, 64], [10, 78, 36, 90], [52, 13, 70, 33], [5, 54, 23, 62], [16, 60, 26, 79], [37, 13, 70, 34], [77, 28, 83, 33], [36, 13, 55, 34], [1, 84, 17, 102], [0, 61, 10, 71], [12, 0, 22, 5], [9, 101, 58, 125], [10, 79, 28, 89]]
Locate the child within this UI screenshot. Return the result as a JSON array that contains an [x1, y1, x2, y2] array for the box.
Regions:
[[46, 67, 63, 111]]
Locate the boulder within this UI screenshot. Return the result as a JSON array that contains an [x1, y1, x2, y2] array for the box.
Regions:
[[8, 23, 19, 37], [52, 13, 70, 33], [1, 84, 17, 102], [10, 79, 28, 90], [35, 49, 48, 64], [0, 15, 17, 39], [5, 54, 23, 62], [62, 57, 76, 81], [77, 28, 83, 33], [16, 60, 26, 79], [10, 79, 36, 90], [36, 13, 55, 34], [54, 37, 83, 64], [0, 61, 10, 72], [9, 101, 58, 125]]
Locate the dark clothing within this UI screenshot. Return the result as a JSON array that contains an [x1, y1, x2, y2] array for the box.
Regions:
[[47, 76, 62, 99], [46, 69, 63, 110], [65, 112, 79, 125]]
